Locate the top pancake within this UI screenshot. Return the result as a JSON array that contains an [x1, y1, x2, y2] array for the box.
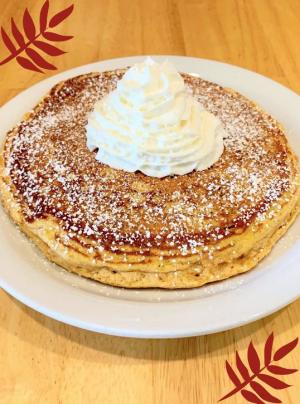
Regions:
[[2, 69, 298, 260]]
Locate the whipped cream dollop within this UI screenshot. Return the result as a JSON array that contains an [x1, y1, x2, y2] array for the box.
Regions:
[[86, 57, 225, 177]]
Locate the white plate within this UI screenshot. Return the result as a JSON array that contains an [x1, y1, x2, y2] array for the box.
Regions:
[[0, 56, 300, 338]]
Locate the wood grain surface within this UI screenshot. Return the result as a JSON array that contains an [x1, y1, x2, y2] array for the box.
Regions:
[[0, 1, 299, 403]]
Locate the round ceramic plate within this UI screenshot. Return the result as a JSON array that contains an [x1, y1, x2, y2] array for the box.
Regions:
[[0, 56, 300, 338]]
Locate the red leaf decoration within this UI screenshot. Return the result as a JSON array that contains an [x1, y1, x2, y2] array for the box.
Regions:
[[11, 18, 25, 47], [273, 337, 298, 361], [264, 332, 274, 366], [23, 8, 36, 40], [241, 389, 264, 404], [250, 381, 282, 403], [1, 26, 16, 53], [258, 373, 290, 389], [225, 360, 240, 387], [236, 351, 250, 380], [267, 365, 298, 375], [248, 341, 261, 373], [40, 0, 49, 33], [16, 56, 43, 73], [219, 332, 298, 404], [0, 3, 74, 73], [43, 31, 73, 41], [49, 4, 74, 28], [25, 48, 57, 70], [33, 40, 65, 56]]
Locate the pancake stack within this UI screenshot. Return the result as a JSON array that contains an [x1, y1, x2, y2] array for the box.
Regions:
[[1, 69, 299, 288]]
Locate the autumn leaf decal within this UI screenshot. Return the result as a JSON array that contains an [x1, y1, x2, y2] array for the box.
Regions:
[[220, 333, 298, 403], [0, 0, 74, 73]]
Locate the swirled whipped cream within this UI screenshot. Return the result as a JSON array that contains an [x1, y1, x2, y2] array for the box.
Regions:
[[86, 57, 225, 177]]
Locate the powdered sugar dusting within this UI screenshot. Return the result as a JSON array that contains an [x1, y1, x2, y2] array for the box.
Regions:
[[4, 70, 297, 257]]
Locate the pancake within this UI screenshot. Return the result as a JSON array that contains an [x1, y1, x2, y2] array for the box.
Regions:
[[1, 69, 299, 288]]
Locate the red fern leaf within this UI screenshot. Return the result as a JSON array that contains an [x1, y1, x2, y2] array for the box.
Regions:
[[225, 360, 241, 387], [1, 26, 16, 53], [236, 351, 250, 380], [258, 373, 290, 389], [250, 381, 281, 403], [49, 4, 74, 28], [40, 0, 49, 33], [43, 31, 73, 41], [11, 18, 25, 47], [273, 337, 298, 361], [264, 332, 274, 366], [25, 48, 57, 70], [219, 333, 298, 403], [0, 2, 74, 72], [33, 40, 65, 56], [267, 365, 298, 375], [23, 8, 36, 40], [16, 56, 43, 73], [248, 341, 260, 373], [241, 389, 264, 404]]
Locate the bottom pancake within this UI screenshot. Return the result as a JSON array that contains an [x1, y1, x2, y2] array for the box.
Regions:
[[1, 164, 299, 288]]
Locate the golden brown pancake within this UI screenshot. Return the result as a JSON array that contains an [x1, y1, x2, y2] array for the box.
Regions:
[[1, 69, 300, 288]]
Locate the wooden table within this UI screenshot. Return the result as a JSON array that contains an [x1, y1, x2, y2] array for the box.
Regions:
[[0, 1, 299, 403]]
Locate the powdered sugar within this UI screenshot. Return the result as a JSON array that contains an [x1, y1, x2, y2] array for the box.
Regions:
[[4, 70, 297, 257]]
